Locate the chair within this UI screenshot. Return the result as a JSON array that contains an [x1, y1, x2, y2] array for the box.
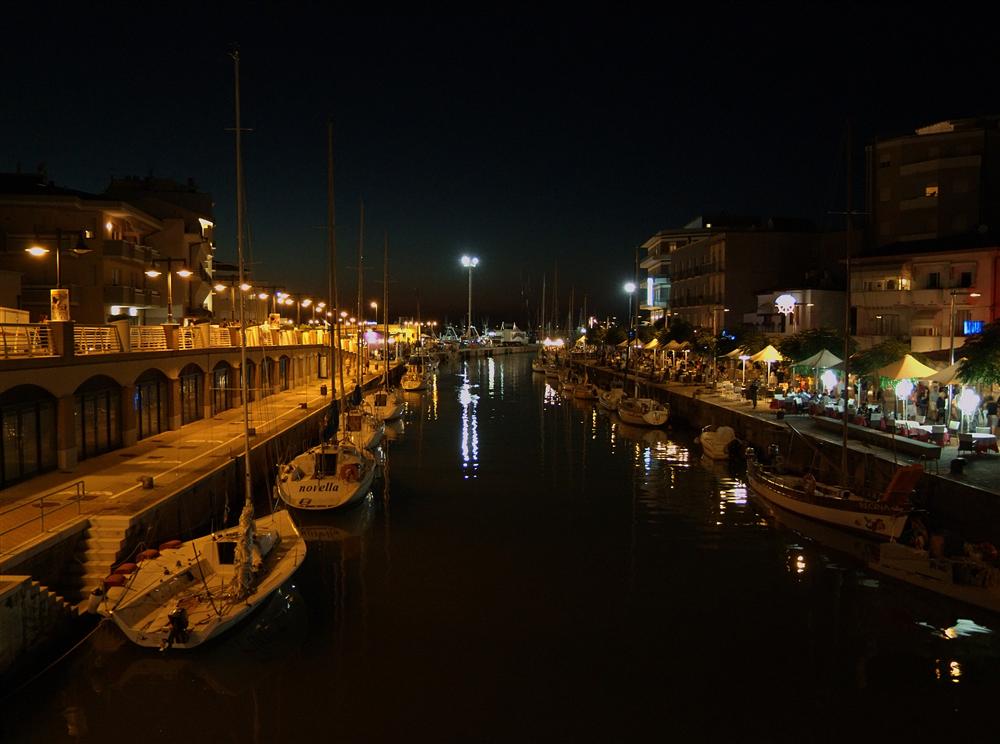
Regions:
[[957, 433, 975, 455]]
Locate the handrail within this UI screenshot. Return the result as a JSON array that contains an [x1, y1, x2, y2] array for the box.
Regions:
[[75, 325, 122, 354], [0, 480, 87, 556], [0, 323, 52, 358]]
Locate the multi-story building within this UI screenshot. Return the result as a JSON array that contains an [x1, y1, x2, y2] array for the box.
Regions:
[[850, 239, 998, 353], [0, 171, 214, 324], [868, 116, 1000, 249], [638, 224, 716, 324], [663, 215, 841, 334], [746, 288, 845, 336]]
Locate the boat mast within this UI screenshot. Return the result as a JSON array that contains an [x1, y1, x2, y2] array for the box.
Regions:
[[328, 120, 346, 426], [540, 272, 546, 338], [357, 200, 364, 387], [233, 51, 252, 512], [383, 232, 389, 390], [842, 124, 852, 489]]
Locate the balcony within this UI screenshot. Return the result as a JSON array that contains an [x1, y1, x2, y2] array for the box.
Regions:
[[103, 240, 155, 262], [103, 285, 137, 304]]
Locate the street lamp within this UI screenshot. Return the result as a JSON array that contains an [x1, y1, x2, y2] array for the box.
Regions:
[[461, 255, 479, 339], [145, 257, 193, 324], [624, 282, 636, 376], [25, 229, 92, 320]]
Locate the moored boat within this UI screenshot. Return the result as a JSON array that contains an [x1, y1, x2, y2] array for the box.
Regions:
[[617, 396, 669, 426], [746, 450, 918, 541], [696, 425, 739, 460], [277, 439, 377, 510]]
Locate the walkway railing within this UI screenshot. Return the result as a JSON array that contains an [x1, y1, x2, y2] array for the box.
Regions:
[[131, 326, 168, 351], [75, 325, 122, 354], [0, 323, 52, 358], [0, 480, 87, 557]]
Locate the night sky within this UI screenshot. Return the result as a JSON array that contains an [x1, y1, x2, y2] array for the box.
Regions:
[[3, 8, 997, 326]]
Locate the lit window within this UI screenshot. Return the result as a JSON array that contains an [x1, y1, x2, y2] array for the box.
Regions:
[[925, 185, 939, 197]]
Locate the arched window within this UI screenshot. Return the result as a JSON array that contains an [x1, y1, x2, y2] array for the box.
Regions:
[[135, 369, 169, 440], [279, 356, 291, 391], [0, 385, 57, 488], [261, 358, 277, 399], [74, 376, 122, 461], [180, 364, 204, 425], [242, 360, 256, 403], [212, 362, 235, 415]]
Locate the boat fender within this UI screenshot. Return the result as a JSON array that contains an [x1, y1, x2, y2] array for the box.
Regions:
[[159, 539, 183, 551], [114, 562, 138, 575], [339, 463, 360, 482], [86, 586, 105, 614], [103, 573, 127, 587], [137, 549, 159, 562]]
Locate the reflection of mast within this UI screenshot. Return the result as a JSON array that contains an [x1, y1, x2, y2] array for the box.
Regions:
[[383, 233, 389, 389], [540, 273, 546, 336], [357, 201, 365, 379]]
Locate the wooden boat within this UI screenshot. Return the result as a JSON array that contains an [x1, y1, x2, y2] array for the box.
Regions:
[[109, 510, 305, 650], [868, 541, 1000, 614], [745, 450, 918, 541], [696, 425, 738, 460], [617, 396, 669, 426]]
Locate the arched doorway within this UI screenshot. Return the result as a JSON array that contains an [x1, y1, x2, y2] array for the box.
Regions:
[[134, 369, 169, 440], [242, 360, 256, 403], [279, 356, 291, 391], [180, 363, 204, 425], [74, 375, 122, 461], [0, 385, 57, 488], [261, 358, 277, 399], [212, 361, 235, 415]]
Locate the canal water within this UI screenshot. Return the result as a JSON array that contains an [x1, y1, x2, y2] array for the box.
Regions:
[[4, 353, 1000, 742]]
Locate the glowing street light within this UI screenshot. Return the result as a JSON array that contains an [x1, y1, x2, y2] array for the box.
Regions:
[[461, 255, 479, 339], [144, 257, 192, 323]]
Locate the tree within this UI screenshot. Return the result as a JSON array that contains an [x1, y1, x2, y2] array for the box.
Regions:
[[959, 320, 1000, 386], [604, 325, 627, 346], [664, 318, 694, 343], [637, 325, 656, 344], [736, 330, 771, 356], [778, 328, 855, 363], [585, 325, 607, 347]]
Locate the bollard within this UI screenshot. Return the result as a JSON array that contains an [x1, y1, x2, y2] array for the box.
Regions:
[[950, 457, 966, 476], [320, 384, 328, 396]]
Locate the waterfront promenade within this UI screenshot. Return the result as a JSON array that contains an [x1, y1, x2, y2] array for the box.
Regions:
[[0, 370, 387, 567]]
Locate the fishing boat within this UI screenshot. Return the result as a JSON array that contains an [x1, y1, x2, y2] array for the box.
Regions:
[[696, 425, 739, 460], [745, 449, 918, 541], [108, 52, 306, 650], [868, 540, 1000, 614], [617, 396, 669, 426]]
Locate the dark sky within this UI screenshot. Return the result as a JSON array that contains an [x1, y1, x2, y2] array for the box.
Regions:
[[3, 8, 998, 326]]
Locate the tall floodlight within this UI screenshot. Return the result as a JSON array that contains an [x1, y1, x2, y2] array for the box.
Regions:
[[461, 255, 480, 339]]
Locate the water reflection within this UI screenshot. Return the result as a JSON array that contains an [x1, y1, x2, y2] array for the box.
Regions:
[[458, 362, 479, 478]]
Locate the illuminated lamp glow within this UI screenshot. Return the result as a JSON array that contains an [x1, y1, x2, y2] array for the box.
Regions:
[[25, 246, 50, 256], [239, 282, 252, 292], [958, 388, 981, 416], [895, 379, 914, 400], [774, 293, 797, 315], [110, 305, 122, 315], [176, 268, 193, 278], [145, 269, 162, 278], [821, 369, 839, 393], [213, 283, 226, 292]]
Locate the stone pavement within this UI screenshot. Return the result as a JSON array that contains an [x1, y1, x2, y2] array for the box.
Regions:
[[0, 370, 387, 563]]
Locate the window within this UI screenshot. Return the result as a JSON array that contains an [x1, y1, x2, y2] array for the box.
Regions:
[[112, 268, 121, 286], [925, 184, 939, 197], [879, 153, 892, 168], [927, 272, 940, 289], [960, 271, 973, 288]]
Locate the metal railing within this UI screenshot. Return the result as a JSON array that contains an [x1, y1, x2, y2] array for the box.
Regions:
[[131, 326, 168, 350], [0, 323, 52, 358], [75, 325, 122, 354], [0, 480, 87, 556]]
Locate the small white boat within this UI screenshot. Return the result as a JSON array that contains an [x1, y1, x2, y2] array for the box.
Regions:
[[277, 439, 377, 510], [617, 396, 669, 426], [598, 382, 625, 411], [365, 387, 404, 421], [108, 509, 305, 650], [696, 425, 738, 460], [342, 406, 385, 449], [746, 451, 917, 541], [401, 360, 432, 391]]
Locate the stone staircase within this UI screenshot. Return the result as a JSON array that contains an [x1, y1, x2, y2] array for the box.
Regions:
[[66, 516, 132, 612]]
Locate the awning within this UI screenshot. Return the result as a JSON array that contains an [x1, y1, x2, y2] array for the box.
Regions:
[[795, 349, 843, 368], [922, 358, 968, 385]]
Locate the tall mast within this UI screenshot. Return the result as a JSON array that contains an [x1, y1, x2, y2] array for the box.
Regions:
[[357, 201, 365, 380], [328, 120, 345, 421], [383, 233, 390, 386], [540, 273, 546, 337], [233, 50, 252, 511], [842, 123, 852, 489]]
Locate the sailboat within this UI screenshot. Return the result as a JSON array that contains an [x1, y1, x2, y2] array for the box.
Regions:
[[364, 233, 404, 421], [108, 52, 306, 650], [616, 342, 669, 426], [276, 122, 378, 511]]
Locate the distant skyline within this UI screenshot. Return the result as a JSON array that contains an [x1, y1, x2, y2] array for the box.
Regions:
[[3, 8, 997, 324]]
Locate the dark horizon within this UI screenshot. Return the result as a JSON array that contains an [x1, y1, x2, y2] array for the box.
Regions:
[[3, 9, 997, 324]]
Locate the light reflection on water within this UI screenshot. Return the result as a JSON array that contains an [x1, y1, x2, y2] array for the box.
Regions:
[[6, 353, 1000, 742]]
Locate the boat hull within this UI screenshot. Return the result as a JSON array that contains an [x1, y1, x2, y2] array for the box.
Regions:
[[109, 510, 305, 650], [747, 463, 908, 541]]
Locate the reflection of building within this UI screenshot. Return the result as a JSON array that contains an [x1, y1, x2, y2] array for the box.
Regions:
[[747, 289, 845, 335], [654, 215, 841, 333], [850, 240, 997, 352], [867, 117, 1000, 249], [0, 171, 213, 324]]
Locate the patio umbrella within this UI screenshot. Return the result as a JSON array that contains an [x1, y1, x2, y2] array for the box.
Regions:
[[644, 338, 659, 350], [749, 344, 785, 385], [921, 357, 967, 385], [877, 354, 937, 381], [795, 348, 843, 393]]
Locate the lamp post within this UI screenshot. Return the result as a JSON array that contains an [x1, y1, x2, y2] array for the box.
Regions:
[[213, 278, 253, 321], [624, 281, 636, 377], [461, 255, 479, 339], [25, 229, 92, 320], [145, 257, 192, 324]]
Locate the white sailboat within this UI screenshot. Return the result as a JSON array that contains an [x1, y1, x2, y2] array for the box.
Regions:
[[109, 52, 306, 650], [276, 121, 377, 510], [364, 233, 404, 421]]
